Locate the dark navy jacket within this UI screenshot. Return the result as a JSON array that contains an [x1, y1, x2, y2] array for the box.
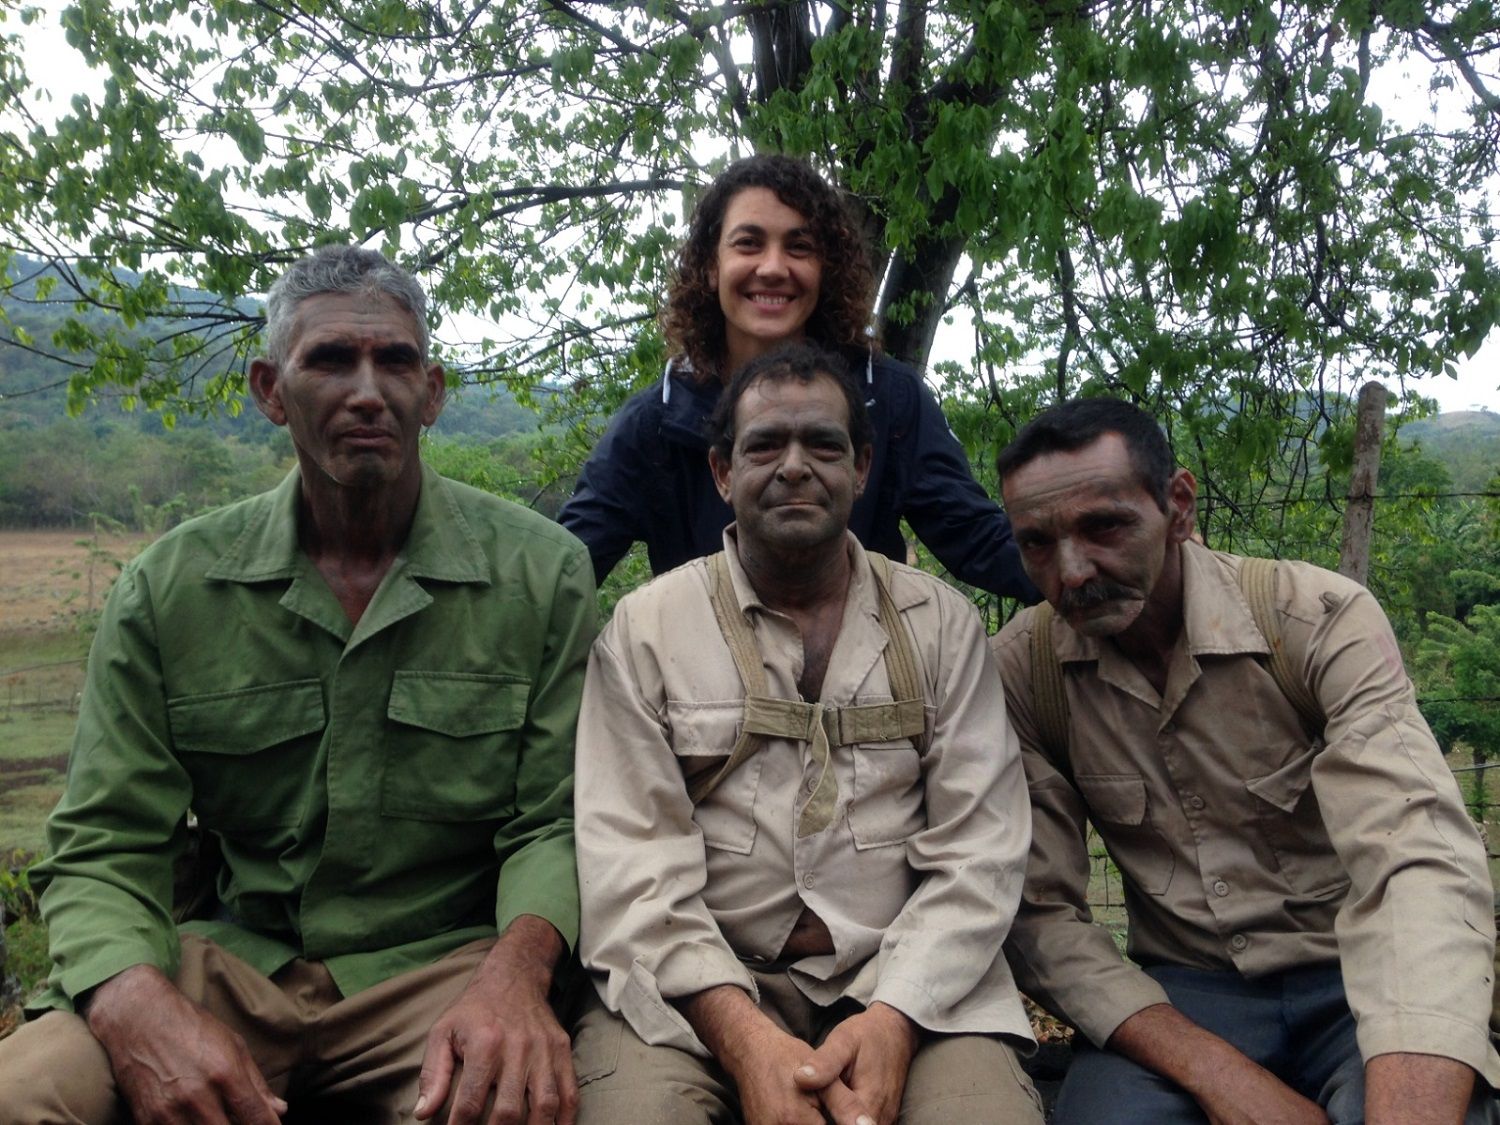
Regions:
[[558, 352, 1040, 602]]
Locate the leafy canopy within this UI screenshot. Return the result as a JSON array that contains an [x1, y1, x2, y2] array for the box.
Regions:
[[0, 0, 1497, 491]]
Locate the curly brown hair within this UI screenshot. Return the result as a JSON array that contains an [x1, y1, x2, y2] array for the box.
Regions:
[[661, 154, 878, 384]]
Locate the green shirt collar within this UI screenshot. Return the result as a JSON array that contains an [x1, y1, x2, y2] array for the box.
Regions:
[[206, 463, 491, 588]]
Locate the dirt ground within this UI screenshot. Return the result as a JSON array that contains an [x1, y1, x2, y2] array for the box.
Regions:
[[0, 528, 152, 633]]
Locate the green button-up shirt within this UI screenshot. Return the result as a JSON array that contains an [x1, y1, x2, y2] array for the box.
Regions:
[[33, 465, 595, 1011]]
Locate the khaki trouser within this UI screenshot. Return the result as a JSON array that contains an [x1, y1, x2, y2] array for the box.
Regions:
[[0, 932, 496, 1124], [572, 969, 1044, 1124]]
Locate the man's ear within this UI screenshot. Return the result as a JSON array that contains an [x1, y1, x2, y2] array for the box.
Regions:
[[709, 446, 733, 504], [1165, 467, 1198, 543], [248, 358, 285, 426], [853, 443, 873, 498], [422, 363, 447, 427]]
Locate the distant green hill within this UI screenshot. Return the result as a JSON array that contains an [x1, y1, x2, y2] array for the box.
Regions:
[[1399, 411, 1500, 492], [0, 255, 538, 443]]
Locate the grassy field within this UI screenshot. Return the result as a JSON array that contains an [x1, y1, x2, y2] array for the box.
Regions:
[[0, 529, 150, 858], [1, 529, 151, 1029]]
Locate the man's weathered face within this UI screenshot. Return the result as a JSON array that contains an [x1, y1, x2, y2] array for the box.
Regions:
[[1002, 432, 1194, 637], [250, 292, 444, 491], [710, 372, 871, 557]]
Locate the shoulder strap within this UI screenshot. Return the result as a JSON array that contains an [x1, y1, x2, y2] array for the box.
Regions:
[[866, 552, 925, 728], [687, 553, 772, 805], [1029, 601, 1072, 768], [688, 551, 928, 808], [1237, 557, 1324, 738]]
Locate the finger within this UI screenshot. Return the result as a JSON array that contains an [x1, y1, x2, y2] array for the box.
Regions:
[[554, 1046, 579, 1125], [450, 1046, 502, 1125], [815, 1077, 876, 1125], [223, 1079, 285, 1125], [793, 1036, 855, 1090], [414, 1027, 456, 1121], [239, 1054, 289, 1122], [523, 1059, 561, 1125], [487, 1035, 529, 1125]]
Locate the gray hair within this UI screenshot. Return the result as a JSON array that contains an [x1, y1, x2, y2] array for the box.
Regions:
[[264, 245, 430, 364]]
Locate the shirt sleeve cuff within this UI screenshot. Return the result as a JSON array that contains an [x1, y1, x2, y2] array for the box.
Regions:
[[1069, 969, 1172, 1048], [496, 838, 581, 953], [1356, 1011, 1500, 1090], [40, 942, 179, 1016], [610, 947, 757, 1058]]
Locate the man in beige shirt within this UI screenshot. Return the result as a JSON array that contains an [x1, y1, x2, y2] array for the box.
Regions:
[[573, 343, 1042, 1125], [992, 397, 1499, 1124]]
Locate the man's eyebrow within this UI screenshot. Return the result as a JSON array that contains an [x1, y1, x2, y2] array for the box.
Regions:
[[375, 342, 422, 362], [301, 340, 355, 362]]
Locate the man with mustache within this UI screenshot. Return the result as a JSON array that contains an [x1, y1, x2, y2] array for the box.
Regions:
[[572, 343, 1042, 1125], [992, 397, 1499, 1124], [0, 246, 595, 1124]]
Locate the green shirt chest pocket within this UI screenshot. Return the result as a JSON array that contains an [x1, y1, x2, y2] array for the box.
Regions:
[[167, 680, 326, 831], [382, 671, 529, 821]]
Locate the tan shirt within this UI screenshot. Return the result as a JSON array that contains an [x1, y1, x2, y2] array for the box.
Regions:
[[993, 542, 1500, 1085], [577, 531, 1035, 1055]]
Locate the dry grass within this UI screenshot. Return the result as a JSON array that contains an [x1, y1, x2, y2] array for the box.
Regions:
[[0, 528, 151, 632]]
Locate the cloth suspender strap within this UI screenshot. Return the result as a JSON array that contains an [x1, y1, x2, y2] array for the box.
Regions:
[[1028, 602, 1070, 774], [1236, 557, 1325, 737], [690, 551, 927, 838], [1029, 559, 1325, 764]]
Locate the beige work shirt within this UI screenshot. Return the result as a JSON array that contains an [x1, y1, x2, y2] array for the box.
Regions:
[[994, 542, 1500, 1086], [577, 531, 1035, 1056]]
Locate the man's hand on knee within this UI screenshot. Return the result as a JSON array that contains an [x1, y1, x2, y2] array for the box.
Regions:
[[793, 1002, 918, 1125], [415, 916, 574, 1125], [680, 984, 828, 1125], [720, 1018, 828, 1125], [84, 964, 286, 1125]]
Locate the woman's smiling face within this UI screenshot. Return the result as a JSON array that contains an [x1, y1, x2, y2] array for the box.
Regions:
[[709, 187, 824, 374]]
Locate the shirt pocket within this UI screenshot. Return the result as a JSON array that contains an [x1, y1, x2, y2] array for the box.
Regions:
[[1076, 772, 1175, 896], [167, 679, 326, 831], [666, 700, 760, 855], [380, 671, 528, 821], [847, 733, 924, 850], [1245, 741, 1349, 899]]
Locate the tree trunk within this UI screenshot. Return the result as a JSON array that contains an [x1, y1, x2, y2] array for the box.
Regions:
[[877, 227, 967, 370], [1338, 380, 1386, 585]]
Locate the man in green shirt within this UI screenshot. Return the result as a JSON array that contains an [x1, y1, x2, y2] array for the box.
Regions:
[[0, 246, 596, 1124]]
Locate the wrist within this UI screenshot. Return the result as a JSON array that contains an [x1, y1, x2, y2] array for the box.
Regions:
[[474, 917, 565, 1001], [867, 1002, 920, 1055], [681, 984, 775, 1073], [84, 964, 173, 1039]]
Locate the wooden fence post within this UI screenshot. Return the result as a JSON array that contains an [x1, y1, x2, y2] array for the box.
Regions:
[[1339, 382, 1387, 586]]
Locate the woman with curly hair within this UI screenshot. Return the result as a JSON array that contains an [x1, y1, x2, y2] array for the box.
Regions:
[[558, 153, 1037, 601]]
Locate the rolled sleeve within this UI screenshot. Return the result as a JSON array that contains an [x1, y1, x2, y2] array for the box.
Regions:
[[869, 588, 1034, 1043], [1299, 580, 1500, 1085], [492, 545, 596, 952], [32, 567, 188, 1011], [576, 620, 753, 1055]]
